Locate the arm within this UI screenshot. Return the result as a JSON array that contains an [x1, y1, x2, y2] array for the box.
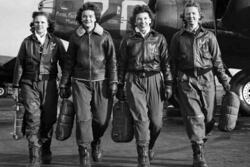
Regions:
[[159, 34, 172, 85], [117, 38, 129, 86], [59, 35, 76, 88], [209, 33, 231, 90], [56, 38, 67, 74], [169, 32, 179, 84], [105, 33, 118, 85], [13, 41, 25, 88]]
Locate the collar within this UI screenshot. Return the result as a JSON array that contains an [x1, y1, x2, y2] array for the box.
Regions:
[[76, 23, 104, 37], [35, 32, 47, 44], [180, 25, 206, 35], [135, 27, 151, 37], [132, 28, 156, 37], [31, 32, 52, 42]]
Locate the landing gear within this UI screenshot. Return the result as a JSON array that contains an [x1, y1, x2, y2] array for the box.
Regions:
[[230, 70, 250, 116]]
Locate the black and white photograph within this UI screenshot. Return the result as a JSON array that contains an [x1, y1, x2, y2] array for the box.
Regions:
[[0, 0, 250, 167]]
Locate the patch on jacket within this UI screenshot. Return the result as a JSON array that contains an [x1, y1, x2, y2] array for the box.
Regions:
[[198, 38, 209, 52], [148, 43, 159, 55], [49, 42, 56, 50]]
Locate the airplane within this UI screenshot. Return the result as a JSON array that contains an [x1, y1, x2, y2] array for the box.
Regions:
[[1, 0, 250, 116]]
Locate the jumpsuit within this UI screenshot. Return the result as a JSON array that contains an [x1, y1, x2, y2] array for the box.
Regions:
[[170, 27, 231, 143]]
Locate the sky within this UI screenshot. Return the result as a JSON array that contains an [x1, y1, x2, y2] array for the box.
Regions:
[[0, 0, 41, 57]]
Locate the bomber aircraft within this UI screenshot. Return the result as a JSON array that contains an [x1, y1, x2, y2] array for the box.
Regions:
[[1, 0, 250, 116]]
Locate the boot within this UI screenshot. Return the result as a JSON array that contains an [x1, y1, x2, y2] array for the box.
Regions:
[[79, 146, 91, 167], [91, 139, 102, 162], [137, 144, 150, 167], [148, 149, 155, 161], [192, 142, 208, 167], [27, 146, 41, 167], [41, 139, 52, 164]]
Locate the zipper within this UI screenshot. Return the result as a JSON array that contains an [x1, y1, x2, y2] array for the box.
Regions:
[[88, 33, 92, 80]]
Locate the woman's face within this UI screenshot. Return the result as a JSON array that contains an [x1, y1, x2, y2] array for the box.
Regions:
[[33, 15, 48, 35], [135, 12, 151, 32], [184, 6, 201, 28], [81, 10, 96, 30]]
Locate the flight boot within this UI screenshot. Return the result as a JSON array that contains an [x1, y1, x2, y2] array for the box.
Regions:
[[137, 144, 150, 167], [148, 149, 155, 161], [192, 142, 208, 167], [91, 139, 102, 162], [41, 139, 52, 164], [27, 145, 41, 167], [79, 146, 91, 167]]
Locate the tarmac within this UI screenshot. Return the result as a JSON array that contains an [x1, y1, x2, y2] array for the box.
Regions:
[[1, 111, 250, 167]]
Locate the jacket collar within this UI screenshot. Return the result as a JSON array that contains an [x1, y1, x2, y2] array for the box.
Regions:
[[180, 24, 207, 36], [76, 23, 103, 37], [131, 28, 157, 38]]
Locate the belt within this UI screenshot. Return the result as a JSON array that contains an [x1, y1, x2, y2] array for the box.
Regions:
[[129, 70, 160, 78], [23, 74, 57, 81], [180, 67, 212, 76]]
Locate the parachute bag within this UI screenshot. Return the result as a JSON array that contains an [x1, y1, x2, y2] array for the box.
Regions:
[[55, 98, 75, 141], [218, 91, 240, 132], [111, 100, 134, 143]]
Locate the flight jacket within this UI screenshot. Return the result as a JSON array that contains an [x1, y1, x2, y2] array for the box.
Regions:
[[13, 33, 66, 87], [60, 23, 118, 88], [170, 26, 231, 88], [118, 29, 172, 85]]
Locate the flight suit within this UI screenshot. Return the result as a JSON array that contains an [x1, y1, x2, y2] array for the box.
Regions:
[[118, 29, 172, 148], [13, 33, 65, 148], [170, 26, 231, 143]]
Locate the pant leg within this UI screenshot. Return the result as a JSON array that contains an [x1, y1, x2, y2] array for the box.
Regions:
[[147, 73, 164, 149], [72, 79, 93, 147], [177, 71, 216, 143], [39, 79, 58, 145], [126, 73, 150, 145], [21, 82, 42, 147], [91, 80, 111, 141]]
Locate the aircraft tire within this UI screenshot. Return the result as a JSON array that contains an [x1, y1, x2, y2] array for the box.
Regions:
[[230, 70, 250, 116]]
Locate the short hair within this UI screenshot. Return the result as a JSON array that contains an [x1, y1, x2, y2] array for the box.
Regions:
[[76, 2, 101, 25], [130, 5, 154, 30], [180, 0, 204, 24], [30, 11, 54, 33]]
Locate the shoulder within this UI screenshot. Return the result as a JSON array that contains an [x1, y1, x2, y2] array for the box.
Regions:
[[102, 29, 112, 38], [172, 30, 183, 40], [23, 34, 34, 42]]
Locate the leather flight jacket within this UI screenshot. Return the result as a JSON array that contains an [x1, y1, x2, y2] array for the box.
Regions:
[[118, 29, 172, 85], [13, 33, 66, 87], [170, 26, 231, 86], [60, 24, 117, 88]]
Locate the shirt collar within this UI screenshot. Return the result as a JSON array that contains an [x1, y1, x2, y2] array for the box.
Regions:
[[35, 32, 47, 45], [180, 24, 206, 35], [135, 27, 151, 37], [76, 23, 104, 37]]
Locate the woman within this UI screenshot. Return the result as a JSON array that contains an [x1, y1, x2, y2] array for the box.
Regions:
[[59, 2, 117, 167], [117, 5, 172, 167], [170, 1, 231, 167], [13, 11, 66, 167]]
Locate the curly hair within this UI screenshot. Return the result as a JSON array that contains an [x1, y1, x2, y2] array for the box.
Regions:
[[75, 2, 101, 25], [180, 0, 204, 25], [30, 11, 54, 33], [130, 5, 154, 30]]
